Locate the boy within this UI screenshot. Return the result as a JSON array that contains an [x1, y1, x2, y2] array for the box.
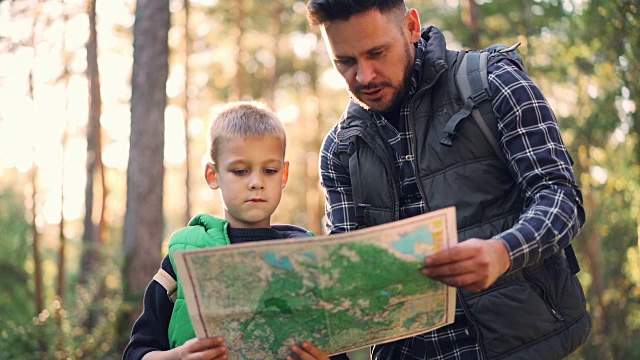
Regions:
[[123, 101, 338, 360]]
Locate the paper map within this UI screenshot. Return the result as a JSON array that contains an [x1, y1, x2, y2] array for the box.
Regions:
[[172, 207, 457, 359]]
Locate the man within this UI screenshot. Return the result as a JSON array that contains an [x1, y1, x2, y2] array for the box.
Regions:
[[306, 1, 591, 359]]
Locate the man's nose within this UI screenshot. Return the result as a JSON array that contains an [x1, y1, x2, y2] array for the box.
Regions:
[[356, 60, 376, 85]]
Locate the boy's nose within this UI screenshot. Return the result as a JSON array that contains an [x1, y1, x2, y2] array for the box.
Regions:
[[249, 176, 264, 190]]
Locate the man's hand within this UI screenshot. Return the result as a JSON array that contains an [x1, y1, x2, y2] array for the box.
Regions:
[[287, 342, 330, 360], [422, 238, 511, 292]]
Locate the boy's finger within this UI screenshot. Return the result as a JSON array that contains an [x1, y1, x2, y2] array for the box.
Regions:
[[193, 336, 225, 351], [302, 342, 330, 359]]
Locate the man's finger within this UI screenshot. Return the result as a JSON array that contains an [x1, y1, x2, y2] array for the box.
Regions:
[[422, 259, 476, 277], [424, 241, 479, 266], [425, 271, 477, 286]]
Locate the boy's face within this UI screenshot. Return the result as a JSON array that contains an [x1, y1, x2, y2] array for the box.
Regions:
[[205, 136, 288, 229]]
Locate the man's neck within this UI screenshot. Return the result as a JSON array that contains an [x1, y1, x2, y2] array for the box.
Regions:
[[380, 101, 403, 129]]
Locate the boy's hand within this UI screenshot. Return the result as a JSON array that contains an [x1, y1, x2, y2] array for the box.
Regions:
[[287, 342, 330, 360], [177, 336, 228, 360]]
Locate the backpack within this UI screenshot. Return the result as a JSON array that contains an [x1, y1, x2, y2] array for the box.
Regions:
[[443, 43, 580, 275], [337, 43, 581, 275], [440, 43, 525, 156]]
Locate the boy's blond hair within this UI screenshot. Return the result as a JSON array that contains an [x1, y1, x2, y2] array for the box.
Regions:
[[208, 101, 287, 163]]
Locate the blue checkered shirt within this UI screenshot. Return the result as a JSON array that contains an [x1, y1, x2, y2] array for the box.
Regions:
[[319, 40, 585, 359]]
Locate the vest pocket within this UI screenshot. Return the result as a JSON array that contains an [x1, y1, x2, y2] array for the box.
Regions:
[[462, 273, 566, 357], [463, 253, 588, 358], [363, 207, 395, 226]]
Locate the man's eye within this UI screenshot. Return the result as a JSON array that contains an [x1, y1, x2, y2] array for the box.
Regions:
[[370, 51, 383, 58], [335, 58, 354, 67], [233, 169, 248, 175]]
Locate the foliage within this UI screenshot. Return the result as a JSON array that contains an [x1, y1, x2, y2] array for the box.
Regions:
[[0, 0, 638, 358], [0, 262, 123, 360], [0, 174, 31, 326]]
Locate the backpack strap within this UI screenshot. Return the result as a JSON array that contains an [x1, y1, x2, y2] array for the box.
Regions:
[[445, 47, 581, 275], [337, 136, 367, 227], [442, 50, 506, 163], [153, 267, 177, 303]]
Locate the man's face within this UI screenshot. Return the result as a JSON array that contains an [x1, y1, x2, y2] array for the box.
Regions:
[[205, 136, 288, 229], [321, 8, 421, 112]]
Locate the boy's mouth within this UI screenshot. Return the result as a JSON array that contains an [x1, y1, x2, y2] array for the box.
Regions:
[[247, 198, 266, 203]]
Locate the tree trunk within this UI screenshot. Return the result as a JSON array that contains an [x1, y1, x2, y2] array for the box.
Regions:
[[29, 166, 44, 315], [304, 54, 324, 235], [26, 2, 44, 319], [577, 143, 614, 359], [123, 0, 169, 298], [264, 1, 282, 107], [183, 0, 192, 225], [57, 0, 71, 304], [80, 0, 104, 284], [231, 0, 245, 100], [462, 0, 480, 49], [57, 133, 67, 300]]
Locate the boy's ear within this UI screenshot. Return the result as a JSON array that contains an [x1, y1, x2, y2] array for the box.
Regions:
[[205, 162, 220, 189], [281, 161, 289, 189]]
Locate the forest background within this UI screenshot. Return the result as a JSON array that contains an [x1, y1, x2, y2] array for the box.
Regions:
[[0, 0, 638, 359]]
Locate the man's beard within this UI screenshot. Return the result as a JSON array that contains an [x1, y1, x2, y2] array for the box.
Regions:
[[349, 43, 414, 112]]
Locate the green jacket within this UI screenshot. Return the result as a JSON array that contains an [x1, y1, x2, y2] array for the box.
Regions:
[[167, 214, 231, 348], [166, 214, 312, 348]]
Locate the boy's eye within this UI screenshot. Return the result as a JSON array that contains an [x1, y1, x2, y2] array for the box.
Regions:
[[232, 169, 248, 175], [264, 168, 278, 175]]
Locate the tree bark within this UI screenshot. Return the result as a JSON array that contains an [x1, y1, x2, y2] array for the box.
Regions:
[[304, 54, 324, 235], [183, 0, 192, 225], [29, 166, 44, 315], [462, 0, 480, 49], [231, 0, 245, 100], [123, 0, 169, 297], [80, 0, 104, 284], [264, 1, 282, 107]]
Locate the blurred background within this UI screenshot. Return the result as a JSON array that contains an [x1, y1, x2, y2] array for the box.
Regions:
[[0, 0, 637, 358]]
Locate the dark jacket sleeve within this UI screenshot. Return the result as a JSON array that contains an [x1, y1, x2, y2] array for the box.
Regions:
[[330, 353, 351, 360], [123, 256, 175, 360]]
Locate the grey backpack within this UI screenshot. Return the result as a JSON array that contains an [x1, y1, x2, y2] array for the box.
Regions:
[[440, 43, 525, 160], [442, 43, 580, 275]]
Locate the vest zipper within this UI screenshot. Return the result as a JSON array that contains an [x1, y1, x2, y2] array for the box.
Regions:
[[406, 66, 448, 213], [522, 269, 565, 321], [458, 291, 488, 358]]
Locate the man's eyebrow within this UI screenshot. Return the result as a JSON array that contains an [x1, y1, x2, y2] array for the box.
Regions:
[[334, 45, 388, 60]]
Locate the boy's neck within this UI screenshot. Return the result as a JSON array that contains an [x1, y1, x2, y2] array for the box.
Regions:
[[227, 226, 283, 244]]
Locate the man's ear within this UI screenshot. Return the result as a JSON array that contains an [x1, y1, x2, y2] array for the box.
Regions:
[[205, 162, 219, 189], [281, 161, 290, 189], [405, 8, 421, 43]]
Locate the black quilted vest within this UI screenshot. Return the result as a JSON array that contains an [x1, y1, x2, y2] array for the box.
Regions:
[[337, 27, 591, 359]]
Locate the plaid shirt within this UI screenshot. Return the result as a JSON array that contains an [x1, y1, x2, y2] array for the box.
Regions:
[[319, 40, 585, 359]]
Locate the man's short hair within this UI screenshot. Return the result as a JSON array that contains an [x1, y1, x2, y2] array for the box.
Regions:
[[306, 0, 407, 27], [208, 101, 286, 162]]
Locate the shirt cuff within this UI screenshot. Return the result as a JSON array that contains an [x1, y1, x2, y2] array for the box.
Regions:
[[494, 224, 539, 274]]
